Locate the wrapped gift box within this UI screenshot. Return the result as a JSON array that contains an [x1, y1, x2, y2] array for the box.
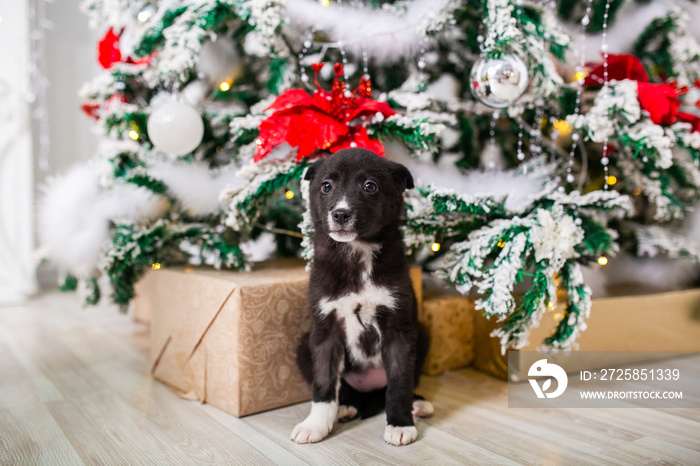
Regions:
[[474, 288, 700, 380], [138, 260, 312, 417], [419, 292, 475, 375], [136, 260, 424, 417]]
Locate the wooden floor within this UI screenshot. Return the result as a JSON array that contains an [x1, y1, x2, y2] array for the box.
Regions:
[[1, 293, 700, 466]]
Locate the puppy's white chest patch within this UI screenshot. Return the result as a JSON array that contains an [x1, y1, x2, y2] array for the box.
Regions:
[[318, 242, 395, 366], [319, 283, 395, 366]]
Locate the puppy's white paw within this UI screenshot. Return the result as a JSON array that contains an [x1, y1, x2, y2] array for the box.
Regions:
[[412, 399, 434, 418], [383, 425, 418, 446], [290, 402, 337, 444], [337, 405, 358, 422], [291, 420, 332, 444]]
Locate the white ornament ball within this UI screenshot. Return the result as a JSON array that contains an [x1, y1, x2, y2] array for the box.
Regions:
[[469, 54, 529, 108], [147, 101, 204, 157]]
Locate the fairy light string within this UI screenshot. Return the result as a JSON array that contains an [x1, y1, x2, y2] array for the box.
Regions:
[[567, 0, 593, 188], [299, 38, 310, 84], [361, 45, 369, 78], [417, 38, 427, 92], [601, 0, 612, 190], [516, 121, 525, 161], [515, 0, 525, 162]]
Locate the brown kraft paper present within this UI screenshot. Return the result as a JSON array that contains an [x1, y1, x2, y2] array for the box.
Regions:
[[144, 260, 312, 417], [419, 293, 475, 375]]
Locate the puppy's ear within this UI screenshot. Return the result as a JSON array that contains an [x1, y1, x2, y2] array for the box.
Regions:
[[390, 162, 415, 190], [304, 160, 323, 181]]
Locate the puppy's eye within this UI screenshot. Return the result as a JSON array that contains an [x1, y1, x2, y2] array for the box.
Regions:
[[321, 181, 333, 193], [364, 181, 378, 193]]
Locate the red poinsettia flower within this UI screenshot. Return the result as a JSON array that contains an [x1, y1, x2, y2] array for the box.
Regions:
[[330, 126, 385, 154], [582, 54, 691, 126], [98, 27, 153, 69], [638, 82, 684, 125], [254, 62, 396, 162], [99, 28, 122, 69], [583, 54, 650, 87]]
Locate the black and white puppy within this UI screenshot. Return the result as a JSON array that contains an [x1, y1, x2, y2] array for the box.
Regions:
[[292, 148, 432, 446]]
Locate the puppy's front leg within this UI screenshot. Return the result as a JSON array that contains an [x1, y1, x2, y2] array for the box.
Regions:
[[382, 336, 417, 446], [291, 332, 344, 444]]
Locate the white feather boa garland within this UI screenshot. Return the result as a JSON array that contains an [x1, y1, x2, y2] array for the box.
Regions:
[[284, 0, 456, 61], [38, 164, 168, 278], [38, 161, 247, 278], [384, 141, 555, 212], [149, 161, 245, 217]]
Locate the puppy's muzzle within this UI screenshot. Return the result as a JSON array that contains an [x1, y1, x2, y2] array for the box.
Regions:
[[332, 209, 353, 225], [328, 207, 357, 242]]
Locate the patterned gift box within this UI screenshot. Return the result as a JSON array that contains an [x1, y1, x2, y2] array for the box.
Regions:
[[419, 292, 475, 376], [138, 260, 312, 417]]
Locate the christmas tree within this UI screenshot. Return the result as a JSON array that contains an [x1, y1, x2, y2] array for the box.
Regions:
[[40, 0, 700, 353]]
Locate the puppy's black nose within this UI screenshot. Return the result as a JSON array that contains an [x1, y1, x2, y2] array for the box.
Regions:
[[332, 209, 352, 225]]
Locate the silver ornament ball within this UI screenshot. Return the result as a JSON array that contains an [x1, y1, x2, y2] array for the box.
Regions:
[[469, 54, 529, 108], [147, 101, 204, 157]]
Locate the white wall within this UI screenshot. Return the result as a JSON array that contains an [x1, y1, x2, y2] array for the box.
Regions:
[[42, 0, 100, 176], [0, 0, 38, 302], [35, 0, 101, 289], [0, 0, 100, 298]]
